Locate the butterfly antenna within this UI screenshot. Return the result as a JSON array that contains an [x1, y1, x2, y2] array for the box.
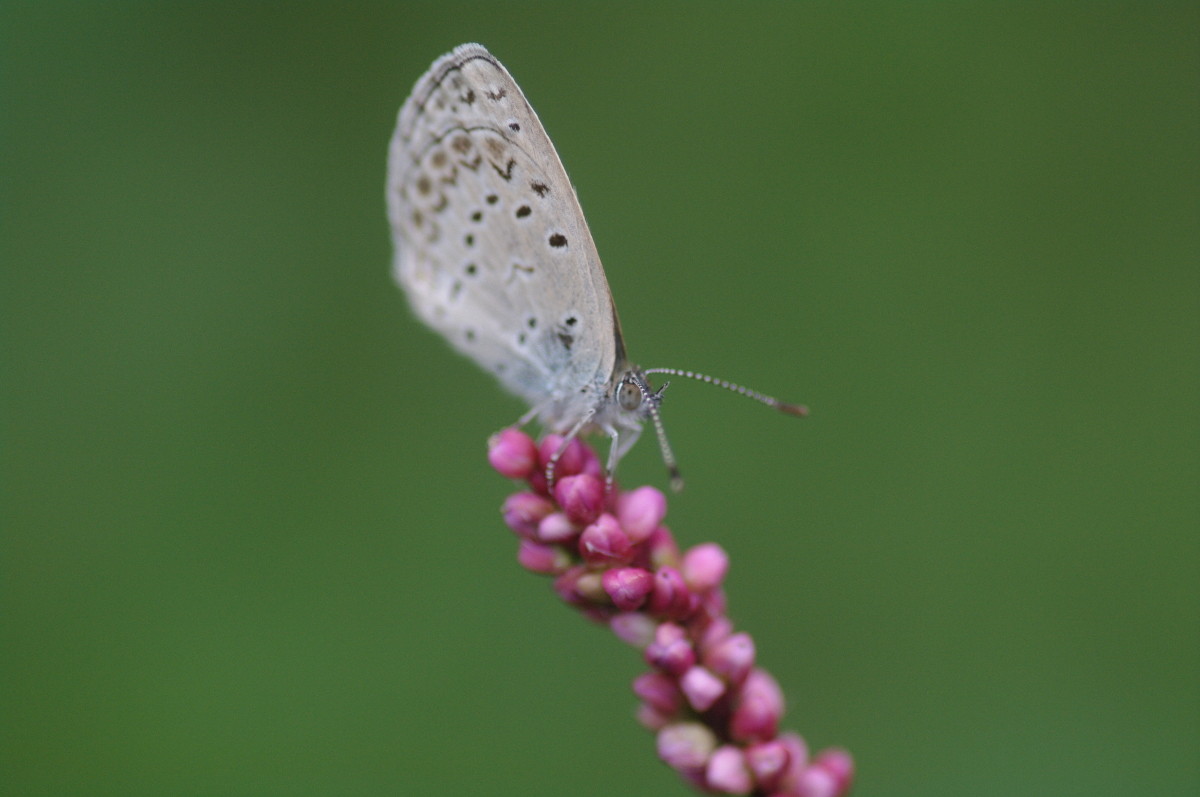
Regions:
[[634, 376, 684, 492], [643, 369, 809, 417]]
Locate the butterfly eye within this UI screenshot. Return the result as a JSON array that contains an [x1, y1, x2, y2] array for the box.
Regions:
[[617, 380, 643, 412]]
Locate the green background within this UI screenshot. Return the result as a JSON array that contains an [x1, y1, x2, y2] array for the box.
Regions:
[[3, 3, 1197, 795]]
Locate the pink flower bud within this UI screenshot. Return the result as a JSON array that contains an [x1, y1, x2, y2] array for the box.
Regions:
[[648, 566, 694, 619], [554, 474, 604, 526], [539, 434, 587, 480], [488, 428, 538, 479], [517, 540, 570, 574], [644, 525, 681, 569], [632, 671, 681, 715], [680, 665, 726, 712], [536, 511, 577, 543], [704, 632, 755, 685], [698, 616, 735, 655], [793, 765, 838, 797], [730, 669, 784, 743], [501, 492, 555, 539], [602, 567, 654, 611], [682, 542, 729, 592], [610, 612, 657, 648], [552, 566, 588, 606], [809, 748, 854, 796], [776, 731, 811, 792], [745, 739, 790, 791], [574, 570, 608, 602], [617, 485, 667, 543], [656, 722, 717, 772], [645, 623, 696, 675], [579, 514, 633, 566], [636, 702, 671, 731], [701, 586, 728, 619], [705, 745, 752, 795]]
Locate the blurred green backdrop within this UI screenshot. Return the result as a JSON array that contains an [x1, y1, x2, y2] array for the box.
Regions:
[[3, 3, 1197, 796]]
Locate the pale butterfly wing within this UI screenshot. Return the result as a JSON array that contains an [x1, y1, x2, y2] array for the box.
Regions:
[[387, 43, 626, 431]]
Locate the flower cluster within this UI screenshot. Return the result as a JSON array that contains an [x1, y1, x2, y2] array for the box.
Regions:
[[488, 428, 853, 796]]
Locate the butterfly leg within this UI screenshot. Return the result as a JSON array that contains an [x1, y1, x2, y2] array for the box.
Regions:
[[601, 421, 643, 494], [545, 407, 596, 490]]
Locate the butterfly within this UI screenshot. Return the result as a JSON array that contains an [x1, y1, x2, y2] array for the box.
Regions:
[[386, 44, 804, 490]]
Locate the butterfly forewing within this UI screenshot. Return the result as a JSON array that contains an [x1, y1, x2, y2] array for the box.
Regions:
[[387, 43, 622, 422]]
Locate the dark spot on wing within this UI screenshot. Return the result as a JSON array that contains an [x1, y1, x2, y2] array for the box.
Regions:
[[464, 263, 478, 276], [531, 181, 549, 197], [464, 233, 475, 247], [548, 233, 567, 248], [515, 205, 531, 218], [508, 121, 520, 132], [485, 87, 507, 101], [492, 159, 516, 181], [470, 210, 483, 222], [486, 194, 499, 204]]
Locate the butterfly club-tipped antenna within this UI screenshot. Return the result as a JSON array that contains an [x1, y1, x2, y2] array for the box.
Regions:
[[643, 368, 809, 417], [637, 367, 807, 489]]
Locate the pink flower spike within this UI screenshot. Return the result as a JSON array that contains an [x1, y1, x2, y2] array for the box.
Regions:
[[680, 665, 726, 712], [536, 511, 577, 544], [501, 492, 555, 539], [745, 740, 790, 792], [488, 433, 851, 795], [682, 542, 729, 592], [488, 428, 538, 480], [704, 632, 756, 685], [610, 612, 657, 648], [517, 540, 570, 575], [554, 474, 604, 526], [705, 745, 753, 795], [579, 514, 633, 566], [617, 486, 667, 543], [632, 671, 682, 715], [657, 722, 717, 772], [603, 567, 655, 611]]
